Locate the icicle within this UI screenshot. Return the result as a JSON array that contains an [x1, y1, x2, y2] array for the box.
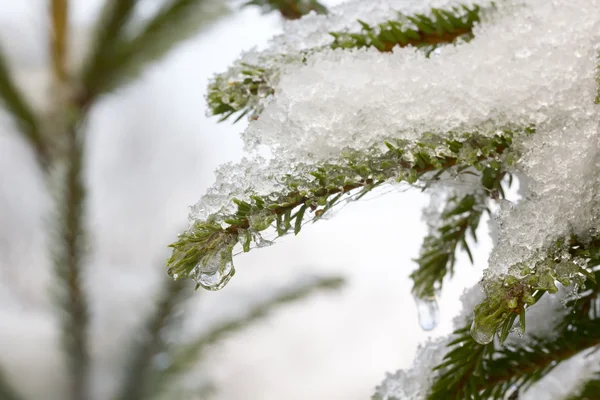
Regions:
[[413, 295, 440, 331]]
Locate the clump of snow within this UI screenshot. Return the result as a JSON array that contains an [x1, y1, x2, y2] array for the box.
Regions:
[[189, 157, 284, 222], [373, 337, 449, 400], [488, 119, 600, 276], [245, 0, 599, 163], [199, 0, 600, 282]]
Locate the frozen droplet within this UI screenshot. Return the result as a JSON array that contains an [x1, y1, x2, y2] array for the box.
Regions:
[[414, 295, 440, 331], [195, 260, 235, 291], [255, 235, 274, 248], [470, 318, 495, 345], [192, 252, 236, 291]]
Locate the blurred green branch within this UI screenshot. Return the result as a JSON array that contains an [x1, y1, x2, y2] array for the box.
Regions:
[[51, 0, 70, 83], [148, 276, 344, 398], [78, 0, 229, 106], [0, 1, 344, 399], [0, 369, 25, 400], [0, 47, 46, 168], [116, 280, 188, 400], [79, 0, 137, 99], [52, 122, 90, 400], [243, 0, 328, 19]]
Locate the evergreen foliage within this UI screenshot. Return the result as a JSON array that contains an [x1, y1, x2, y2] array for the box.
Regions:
[[425, 266, 600, 400], [183, 0, 600, 398], [329, 4, 481, 53], [0, 1, 344, 399], [168, 128, 523, 290], [411, 168, 508, 299], [207, 3, 483, 122]]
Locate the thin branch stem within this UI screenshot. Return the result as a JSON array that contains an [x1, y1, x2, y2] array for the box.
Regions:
[[53, 121, 90, 400], [50, 0, 69, 83]]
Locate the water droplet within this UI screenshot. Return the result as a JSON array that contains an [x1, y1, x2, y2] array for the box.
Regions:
[[414, 295, 440, 331], [510, 325, 524, 338], [192, 252, 236, 291], [470, 318, 495, 344]]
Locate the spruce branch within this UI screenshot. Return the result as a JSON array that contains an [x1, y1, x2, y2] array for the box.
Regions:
[[78, 0, 228, 105], [116, 279, 188, 400], [243, 0, 328, 19], [50, 0, 70, 83], [208, 3, 483, 122], [0, 368, 25, 400], [52, 123, 90, 400], [0, 45, 47, 168], [329, 4, 482, 53], [168, 127, 527, 290], [428, 265, 600, 399], [411, 168, 507, 299], [470, 234, 600, 346], [427, 325, 495, 400], [428, 310, 600, 400], [148, 276, 344, 398]]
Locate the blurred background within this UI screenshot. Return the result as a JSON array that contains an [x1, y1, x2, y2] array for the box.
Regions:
[[0, 1, 493, 399]]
